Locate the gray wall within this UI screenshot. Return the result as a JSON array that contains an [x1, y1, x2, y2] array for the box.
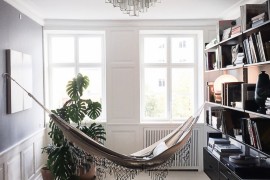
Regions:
[[0, 0, 44, 152]]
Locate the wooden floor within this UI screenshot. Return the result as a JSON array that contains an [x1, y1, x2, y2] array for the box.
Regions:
[[105, 171, 210, 180]]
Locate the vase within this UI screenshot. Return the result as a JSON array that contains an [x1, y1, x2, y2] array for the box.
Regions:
[[255, 71, 270, 113], [41, 167, 53, 180]]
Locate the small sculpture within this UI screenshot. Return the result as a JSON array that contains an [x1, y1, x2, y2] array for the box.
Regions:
[[255, 71, 270, 113]]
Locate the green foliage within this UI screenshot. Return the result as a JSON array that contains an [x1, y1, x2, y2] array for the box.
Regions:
[[66, 73, 89, 100], [43, 73, 106, 179], [87, 101, 102, 120], [80, 123, 106, 144]]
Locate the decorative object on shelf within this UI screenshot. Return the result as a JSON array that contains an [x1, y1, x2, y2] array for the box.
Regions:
[[213, 74, 238, 103], [222, 27, 232, 41], [255, 71, 270, 113], [229, 154, 258, 165], [105, 0, 160, 16]]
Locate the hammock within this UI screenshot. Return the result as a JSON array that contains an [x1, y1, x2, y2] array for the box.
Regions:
[[3, 73, 204, 180]]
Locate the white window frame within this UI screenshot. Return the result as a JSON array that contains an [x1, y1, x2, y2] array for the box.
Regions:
[[140, 32, 198, 123], [44, 30, 106, 122]]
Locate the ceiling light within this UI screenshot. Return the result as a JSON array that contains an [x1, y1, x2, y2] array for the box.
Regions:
[[106, 0, 160, 16]]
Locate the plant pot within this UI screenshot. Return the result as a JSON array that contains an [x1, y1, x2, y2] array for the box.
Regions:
[[41, 167, 54, 180], [80, 165, 96, 180]]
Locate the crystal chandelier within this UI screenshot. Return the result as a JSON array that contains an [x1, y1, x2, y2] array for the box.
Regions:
[[106, 0, 160, 16]]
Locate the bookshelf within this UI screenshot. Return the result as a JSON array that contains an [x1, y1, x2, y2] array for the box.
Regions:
[[204, 1, 270, 179]]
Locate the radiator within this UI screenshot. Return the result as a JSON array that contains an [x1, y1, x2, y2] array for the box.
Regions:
[[143, 128, 199, 169]]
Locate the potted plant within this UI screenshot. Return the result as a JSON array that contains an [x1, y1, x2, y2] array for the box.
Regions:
[[42, 73, 106, 180]]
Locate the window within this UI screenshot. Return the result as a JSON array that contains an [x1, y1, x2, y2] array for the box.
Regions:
[[45, 31, 106, 121], [140, 33, 197, 122]]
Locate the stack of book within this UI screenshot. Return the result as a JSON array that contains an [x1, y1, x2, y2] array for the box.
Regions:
[[231, 25, 241, 37], [265, 97, 270, 114], [251, 12, 267, 28], [207, 137, 230, 151], [213, 143, 242, 159]]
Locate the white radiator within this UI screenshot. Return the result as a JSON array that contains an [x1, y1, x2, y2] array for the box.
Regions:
[[143, 128, 199, 169]]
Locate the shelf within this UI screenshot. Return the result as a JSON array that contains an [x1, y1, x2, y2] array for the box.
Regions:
[[220, 64, 244, 71], [206, 101, 245, 112], [205, 69, 220, 73], [205, 43, 218, 51], [222, 105, 245, 112], [244, 61, 270, 67], [244, 110, 270, 119], [219, 32, 242, 46], [243, 20, 270, 37]]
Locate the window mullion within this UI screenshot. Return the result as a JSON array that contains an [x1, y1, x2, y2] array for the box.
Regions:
[[167, 36, 172, 122], [75, 35, 79, 74]]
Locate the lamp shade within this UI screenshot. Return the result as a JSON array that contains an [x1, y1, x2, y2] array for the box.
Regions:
[[213, 74, 238, 93]]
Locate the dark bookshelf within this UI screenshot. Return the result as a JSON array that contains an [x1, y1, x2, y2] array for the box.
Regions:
[[204, 2, 270, 179]]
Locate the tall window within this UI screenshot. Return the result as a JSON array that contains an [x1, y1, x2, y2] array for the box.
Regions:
[[45, 32, 106, 121], [141, 33, 197, 122]]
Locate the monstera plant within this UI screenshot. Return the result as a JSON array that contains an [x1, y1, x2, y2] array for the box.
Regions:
[[42, 73, 106, 180]]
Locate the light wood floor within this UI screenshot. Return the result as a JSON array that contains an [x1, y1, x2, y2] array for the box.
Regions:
[[105, 171, 210, 180]]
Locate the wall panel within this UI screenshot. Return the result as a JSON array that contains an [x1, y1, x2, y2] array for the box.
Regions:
[[111, 67, 136, 121], [7, 154, 21, 180], [107, 30, 138, 63], [0, 164, 4, 180], [22, 146, 34, 180]]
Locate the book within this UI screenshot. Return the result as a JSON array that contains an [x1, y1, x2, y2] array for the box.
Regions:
[[212, 149, 242, 160], [256, 31, 267, 62], [214, 144, 242, 153], [241, 118, 251, 145], [252, 121, 262, 150], [208, 138, 230, 150], [206, 51, 216, 70], [231, 25, 241, 36], [251, 12, 267, 22], [243, 38, 253, 64], [252, 18, 266, 28], [248, 35, 260, 63], [265, 42, 270, 60], [207, 82, 215, 102]]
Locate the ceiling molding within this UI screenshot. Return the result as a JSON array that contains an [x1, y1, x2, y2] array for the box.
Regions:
[[43, 19, 218, 29], [4, 0, 44, 25]]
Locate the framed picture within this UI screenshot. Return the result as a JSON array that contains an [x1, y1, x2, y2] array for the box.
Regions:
[[6, 49, 32, 114], [222, 27, 232, 41]]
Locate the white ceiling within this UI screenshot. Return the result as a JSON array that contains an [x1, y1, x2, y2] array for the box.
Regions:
[[9, 0, 243, 21]]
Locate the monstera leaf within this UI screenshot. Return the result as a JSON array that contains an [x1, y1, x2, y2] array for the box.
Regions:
[[46, 142, 74, 180], [87, 101, 102, 120], [80, 123, 106, 144], [66, 73, 89, 100], [66, 100, 87, 124], [48, 108, 70, 146]]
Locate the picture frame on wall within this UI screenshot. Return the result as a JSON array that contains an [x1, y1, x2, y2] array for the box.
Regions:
[[6, 49, 33, 114]]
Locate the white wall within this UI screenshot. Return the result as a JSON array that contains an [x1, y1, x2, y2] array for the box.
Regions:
[[44, 19, 217, 170]]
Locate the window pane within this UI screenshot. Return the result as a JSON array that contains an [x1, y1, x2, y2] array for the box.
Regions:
[[172, 68, 194, 119], [51, 37, 75, 63], [79, 68, 102, 103], [171, 37, 194, 63], [144, 68, 167, 119], [79, 37, 102, 63], [51, 68, 75, 109], [144, 37, 167, 63]]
